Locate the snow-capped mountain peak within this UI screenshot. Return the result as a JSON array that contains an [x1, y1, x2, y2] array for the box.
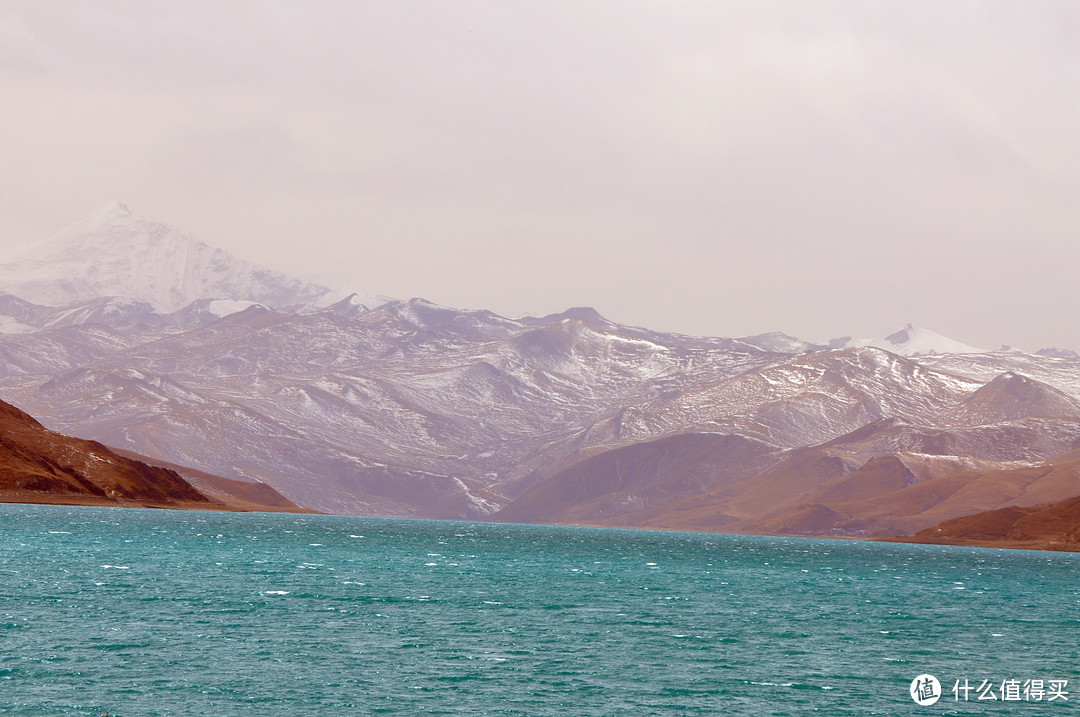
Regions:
[[830, 324, 985, 356], [0, 202, 342, 312]]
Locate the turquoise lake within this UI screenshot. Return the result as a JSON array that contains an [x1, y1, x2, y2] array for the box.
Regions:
[[0, 503, 1077, 715]]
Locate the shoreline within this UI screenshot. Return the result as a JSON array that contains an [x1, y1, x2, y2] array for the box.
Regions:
[[0, 491, 320, 515], [877, 534, 1080, 553], [4, 494, 1076, 552]]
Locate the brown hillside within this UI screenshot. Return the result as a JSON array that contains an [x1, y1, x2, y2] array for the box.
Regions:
[[0, 398, 208, 506], [715, 454, 1080, 539], [896, 493, 1080, 552], [493, 432, 779, 525], [110, 447, 315, 513], [0, 398, 313, 513], [541, 444, 1080, 544]]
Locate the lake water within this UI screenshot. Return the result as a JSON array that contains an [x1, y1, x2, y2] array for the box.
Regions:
[[0, 504, 1077, 715]]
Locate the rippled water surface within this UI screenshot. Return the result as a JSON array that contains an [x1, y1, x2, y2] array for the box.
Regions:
[[1, 504, 1077, 715]]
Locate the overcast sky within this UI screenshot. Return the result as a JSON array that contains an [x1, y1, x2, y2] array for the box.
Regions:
[[0, 1, 1077, 349]]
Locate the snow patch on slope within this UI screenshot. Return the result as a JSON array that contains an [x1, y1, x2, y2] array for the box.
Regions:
[[0, 315, 35, 334]]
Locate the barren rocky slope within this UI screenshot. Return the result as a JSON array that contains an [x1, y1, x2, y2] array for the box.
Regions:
[[887, 451, 1080, 551], [0, 396, 306, 513]]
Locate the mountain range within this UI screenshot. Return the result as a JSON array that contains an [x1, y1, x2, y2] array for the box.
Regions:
[[1, 203, 1077, 542]]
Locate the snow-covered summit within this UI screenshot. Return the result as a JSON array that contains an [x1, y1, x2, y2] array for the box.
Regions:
[[0, 202, 343, 312], [830, 324, 985, 356]]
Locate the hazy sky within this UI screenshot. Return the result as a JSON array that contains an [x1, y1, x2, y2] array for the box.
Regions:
[[1, 1, 1077, 349]]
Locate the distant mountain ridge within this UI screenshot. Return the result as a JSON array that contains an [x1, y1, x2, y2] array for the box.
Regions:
[[829, 323, 986, 356], [0, 204, 1077, 540]]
